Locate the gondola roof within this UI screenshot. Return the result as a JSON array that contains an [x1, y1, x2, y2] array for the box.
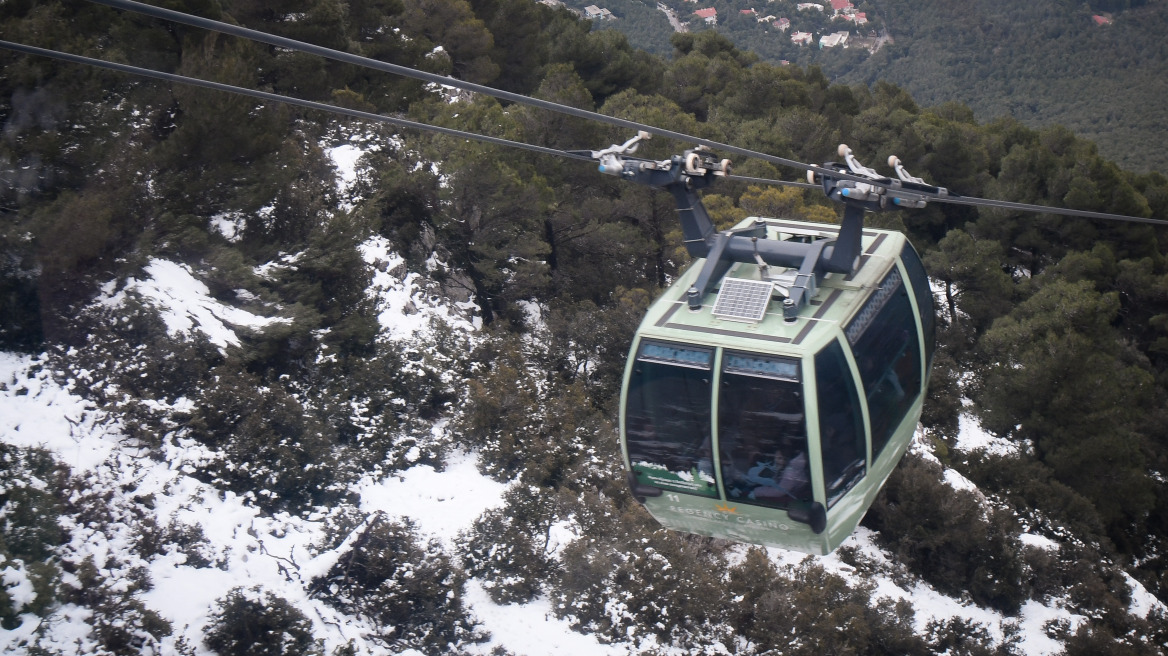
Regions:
[[640, 217, 908, 357]]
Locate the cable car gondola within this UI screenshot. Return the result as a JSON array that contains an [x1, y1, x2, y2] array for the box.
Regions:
[[7, 9, 1162, 553], [603, 139, 936, 554], [621, 217, 933, 554]]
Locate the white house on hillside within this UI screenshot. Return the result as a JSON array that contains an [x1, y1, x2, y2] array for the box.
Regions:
[[819, 31, 849, 47], [584, 4, 614, 19]]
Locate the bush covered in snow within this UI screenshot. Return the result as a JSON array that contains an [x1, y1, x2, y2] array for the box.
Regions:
[[460, 485, 556, 604], [0, 445, 66, 628], [204, 587, 319, 656], [310, 514, 480, 653], [864, 455, 1027, 614], [185, 366, 343, 512]]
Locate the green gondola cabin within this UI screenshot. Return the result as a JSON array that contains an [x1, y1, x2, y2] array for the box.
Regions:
[[619, 216, 935, 555]]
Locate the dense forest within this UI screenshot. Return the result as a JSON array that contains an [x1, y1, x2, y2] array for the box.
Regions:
[[840, 0, 1168, 173], [564, 0, 1168, 173], [2, 0, 1168, 654]]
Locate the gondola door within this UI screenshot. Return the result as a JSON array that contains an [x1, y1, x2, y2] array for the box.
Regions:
[[622, 340, 718, 498]]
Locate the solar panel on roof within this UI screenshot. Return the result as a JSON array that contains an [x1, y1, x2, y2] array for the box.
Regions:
[[712, 278, 774, 323]]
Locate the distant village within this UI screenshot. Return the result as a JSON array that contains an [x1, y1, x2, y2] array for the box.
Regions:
[[547, 0, 891, 54], [683, 0, 880, 50], [538, 0, 617, 21], [545, 0, 1114, 61]]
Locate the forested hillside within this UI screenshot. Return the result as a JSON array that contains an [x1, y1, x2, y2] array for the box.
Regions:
[[840, 0, 1168, 173], [2, 0, 1168, 654], [568, 0, 1168, 172]]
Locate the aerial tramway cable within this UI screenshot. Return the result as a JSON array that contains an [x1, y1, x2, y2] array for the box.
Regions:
[[76, 0, 1168, 227], [2, 11, 1167, 227], [0, 40, 595, 163], [82, 0, 894, 187]]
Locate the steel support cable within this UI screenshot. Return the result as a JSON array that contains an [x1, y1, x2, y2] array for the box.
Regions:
[[75, 1, 1168, 227], [921, 194, 1168, 227], [85, 0, 882, 185], [726, 174, 821, 190], [5, 36, 1166, 227], [0, 40, 595, 164], [729, 173, 1168, 226]]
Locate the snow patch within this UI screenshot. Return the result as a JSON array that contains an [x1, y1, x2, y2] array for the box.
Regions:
[[463, 580, 628, 656], [326, 143, 364, 212], [359, 236, 478, 340], [943, 467, 979, 493], [100, 259, 287, 351], [955, 412, 1019, 456], [1020, 532, 1059, 551], [1, 560, 37, 608], [357, 450, 510, 548], [1124, 572, 1168, 619], [0, 352, 116, 473], [209, 211, 245, 242]]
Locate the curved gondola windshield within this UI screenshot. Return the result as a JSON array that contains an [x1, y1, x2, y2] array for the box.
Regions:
[[846, 268, 923, 460], [624, 341, 717, 497], [815, 339, 866, 508], [718, 352, 812, 510], [899, 243, 936, 368]]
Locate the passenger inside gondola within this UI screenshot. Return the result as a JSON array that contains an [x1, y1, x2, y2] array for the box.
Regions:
[[746, 445, 810, 503], [719, 367, 812, 509]]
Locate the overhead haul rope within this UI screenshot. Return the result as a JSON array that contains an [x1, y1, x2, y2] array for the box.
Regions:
[[2, 39, 1166, 226], [84, 0, 884, 186], [0, 40, 594, 163], [80, 0, 1168, 227]]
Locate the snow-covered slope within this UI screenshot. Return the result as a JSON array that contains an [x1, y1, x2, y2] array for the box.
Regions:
[[3, 139, 1163, 656], [4, 323, 1163, 654]]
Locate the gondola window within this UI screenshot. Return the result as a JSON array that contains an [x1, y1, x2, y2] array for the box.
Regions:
[[847, 269, 923, 460], [899, 244, 935, 368], [816, 339, 866, 508], [718, 353, 811, 510], [624, 341, 717, 497]]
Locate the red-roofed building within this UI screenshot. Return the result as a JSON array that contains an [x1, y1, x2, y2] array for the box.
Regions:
[[1092, 14, 1112, 25], [694, 7, 717, 24], [829, 0, 851, 12], [740, 8, 756, 14], [773, 17, 791, 31]]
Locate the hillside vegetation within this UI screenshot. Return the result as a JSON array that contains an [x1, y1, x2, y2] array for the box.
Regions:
[[840, 0, 1168, 173], [567, 0, 1168, 172], [2, 0, 1168, 653]]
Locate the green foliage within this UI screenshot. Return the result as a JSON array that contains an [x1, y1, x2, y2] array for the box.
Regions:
[[961, 451, 1108, 551], [185, 366, 342, 511], [738, 185, 837, 224], [0, 251, 43, 351], [925, 617, 1018, 656], [727, 551, 929, 655], [540, 291, 650, 405], [975, 277, 1158, 546], [455, 331, 617, 488], [310, 514, 478, 653], [552, 504, 729, 646], [61, 556, 172, 655], [401, 0, 500, 83], [204, 587, 320, 656], [51, 298, 223, 448], [840, 0, 1168, 173], [863, 455, 1026, 614], [923, 229, 1015, 349], [460, 486, 558, 604], [0, 445, 66, 629]]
